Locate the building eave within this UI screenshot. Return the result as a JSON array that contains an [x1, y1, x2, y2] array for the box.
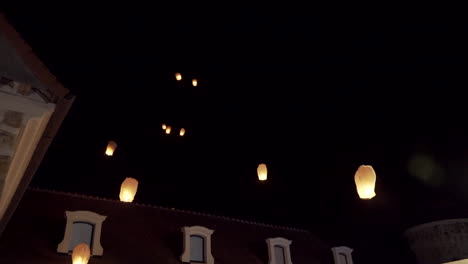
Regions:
[[0, 12, 75, 236]]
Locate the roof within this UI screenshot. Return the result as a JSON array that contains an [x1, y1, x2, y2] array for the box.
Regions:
[[0, 188, 332, 264], [0, 13, 68, 102], [0, 12, 75, 236], [30, 187, 311, 233]]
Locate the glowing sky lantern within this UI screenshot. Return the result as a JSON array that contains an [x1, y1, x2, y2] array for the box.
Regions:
[[119, 177, 138, 202], [192, 79, 198, 87], [175, 72, 182, 81], [257, 163, 267, 181], [354, 165, 377, 199], [105, 141, 117, 156], [165, 126, 172, 134], [180, 128, 185, 136], [162, 124, 167, 130], [72, 243, 91, 264]]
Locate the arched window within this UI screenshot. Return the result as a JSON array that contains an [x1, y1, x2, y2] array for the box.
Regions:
[[332, 246, 354, 264], [339, 253, 348, 264], [69, 222, 94, 252], [266, 237, 293, 264], [57, 211, 107, 256], [190, 235, 205, 262], [274, 245, 286, 264], [181, 226, 214, 264]]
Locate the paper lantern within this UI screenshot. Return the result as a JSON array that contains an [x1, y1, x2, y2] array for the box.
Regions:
[[72, 243, 91, 264], [354, 165, 376, 199], [105, 141, 117, 156], [120, 177, 138, 202], [257, 163, 267, 181], [180, 128, 185, 136], [192, 79, 198, 87], [175, 72, 182, 81], [165, 126, 171, 134], [162, 124, 167, 130]]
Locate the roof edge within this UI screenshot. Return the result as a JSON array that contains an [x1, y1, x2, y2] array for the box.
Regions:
[[0, 12, 70, 101], [404, 218, 468, 236], [28, 187, 311, 234]]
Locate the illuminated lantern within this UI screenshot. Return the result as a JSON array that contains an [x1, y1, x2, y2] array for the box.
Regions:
[[192, 79, 198, 87], [119, 177, 138, 202], [165, 126, 171, 134], [180, 128, 185, 136], [257, 163, 267, 181], [175, 72, 182, 81], [354, 165, 377, 199], [72, 243, 91, 264], [162, 124, 167, 130], [105, 141, 117, 156]]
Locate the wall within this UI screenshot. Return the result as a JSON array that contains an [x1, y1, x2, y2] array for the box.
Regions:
[[405, 219, 468, 264]]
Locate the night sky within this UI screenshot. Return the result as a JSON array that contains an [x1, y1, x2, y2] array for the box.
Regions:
[[3, 3, 468, 263]]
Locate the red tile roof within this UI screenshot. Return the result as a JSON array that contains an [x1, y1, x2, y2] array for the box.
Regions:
[[0, 188, 332, 264]]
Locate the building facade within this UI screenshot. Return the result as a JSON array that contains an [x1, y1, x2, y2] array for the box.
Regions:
[[0, 12, 74, 236], [0, 188, 354, 264]]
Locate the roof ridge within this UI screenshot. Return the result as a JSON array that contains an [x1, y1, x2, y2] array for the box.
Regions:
[[28, 187, 311, 233]]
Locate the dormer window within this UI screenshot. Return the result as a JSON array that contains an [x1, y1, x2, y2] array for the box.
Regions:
[[69, 222, 94, 251], [190, 235, 205, 262], [181, 226, 214, 264], [332, 246, 354, 264], [57, 211, 107, 256], [274, 245, 287, 264], [266, 237, 293, 264]]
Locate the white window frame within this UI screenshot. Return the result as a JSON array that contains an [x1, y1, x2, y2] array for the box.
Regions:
[[180, 226, 214, 264], [331, 246, 354, 264], [57, 211, 107, 256], [266, 237, 293, 264]]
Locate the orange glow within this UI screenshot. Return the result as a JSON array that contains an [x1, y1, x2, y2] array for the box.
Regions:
[[180, 128, 185, 136], [165, 126, 171, 134], [192, 79, 198, 87], [355, 165, 377, 199], [105, 141, 117, 156], [72, 243, 91, 264], [162, 124, 167, 130], [175, 72, 182, 81], [257, 163, 267, 181], [119, 177, 138, 202]]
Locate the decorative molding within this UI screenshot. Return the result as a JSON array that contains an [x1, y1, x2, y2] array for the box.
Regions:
[[266, 237, 293, 264], [0, 91, 54, 220], [57, 211, 107, 256], [180, 226, 214, 264], [332, 246, 353, 264]]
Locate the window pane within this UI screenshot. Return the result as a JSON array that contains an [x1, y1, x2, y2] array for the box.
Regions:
[[69, 222, 94, 252], [274, 245, 286, 264], [339, 253, 348, 264], [190, 235, 205, 262]]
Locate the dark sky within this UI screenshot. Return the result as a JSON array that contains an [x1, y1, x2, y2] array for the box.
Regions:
[[3, 3, 468, 263]]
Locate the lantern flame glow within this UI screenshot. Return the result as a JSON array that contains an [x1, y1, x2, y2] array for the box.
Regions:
[[257, 163, 267, 181], [175, 73, 182, 81], [165, 126, 171, 134], [162, 124, 167, 130], [180, 128, 185, 136], [119, 177, 138, 202], [105, 141, 117, 156], [72, 243, 91, 264], [354, 165, 376, 199], [192, 79, 198, 87]]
